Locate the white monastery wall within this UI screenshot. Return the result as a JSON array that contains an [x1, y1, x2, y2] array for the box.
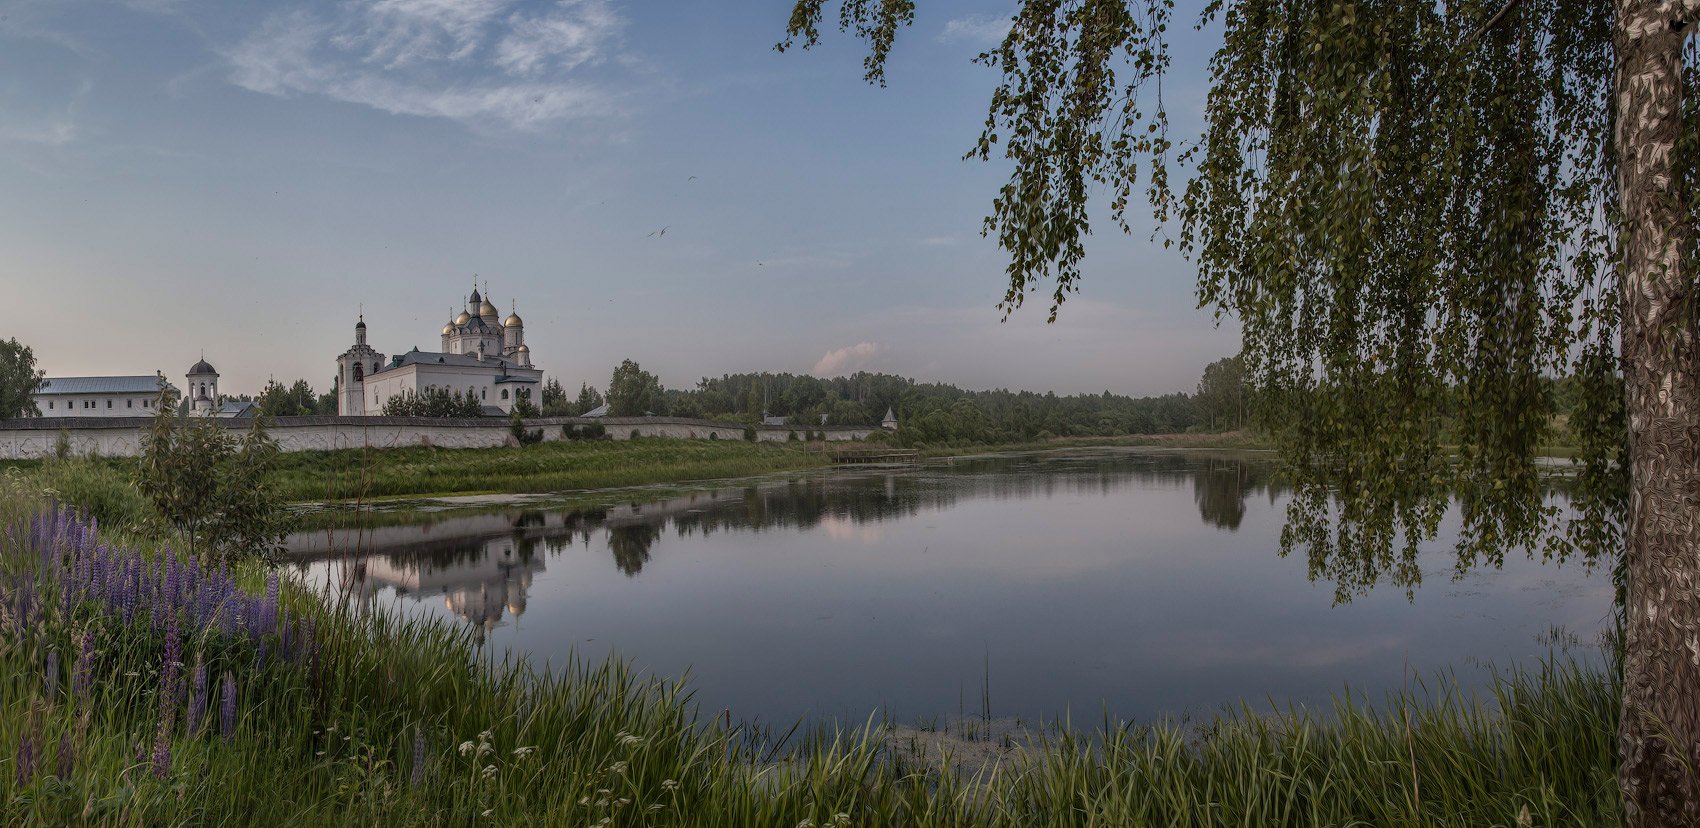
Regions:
[[0, 416, 879, 460]]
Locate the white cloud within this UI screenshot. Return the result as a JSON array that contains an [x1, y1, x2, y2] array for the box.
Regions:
[[224, 0, 623, 130], [920, 235, 957, 247], [938, 14, 1011, 46], [0, 119, 76, 146], [813, 341, 883, 377]]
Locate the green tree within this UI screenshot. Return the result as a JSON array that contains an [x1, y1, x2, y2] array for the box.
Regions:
[[511, 387, 540, 418], [541, 377, 575, 416], [787, 1, 1691, 819], [574, 383, 605, 415], [1195, 356, 1246, 431], [0, 338, 46, 419], [256, 378, 323, 417], [382, 388, 482, 418], [607, 360, 665, 417]]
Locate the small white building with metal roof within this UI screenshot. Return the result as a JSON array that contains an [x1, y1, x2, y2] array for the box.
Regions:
[[33, 375, 177, 417]]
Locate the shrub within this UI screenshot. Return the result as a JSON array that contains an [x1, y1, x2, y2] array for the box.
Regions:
[[509, 412, 543, 446], [135, 392, 291, 564], [744, 425, 756, 442]]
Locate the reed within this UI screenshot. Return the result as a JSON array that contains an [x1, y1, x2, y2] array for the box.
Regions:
[[0, 489, 1620, 825]]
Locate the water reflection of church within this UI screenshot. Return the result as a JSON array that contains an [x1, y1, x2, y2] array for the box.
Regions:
[[340, 527, 546, 636], [294, 453, 1283, 636]]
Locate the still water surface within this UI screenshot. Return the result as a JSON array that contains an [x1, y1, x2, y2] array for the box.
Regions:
[[290, 449, 1609, 727]]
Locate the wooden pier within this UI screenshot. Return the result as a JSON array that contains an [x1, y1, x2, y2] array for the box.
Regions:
[[827, 447, 921, 466]]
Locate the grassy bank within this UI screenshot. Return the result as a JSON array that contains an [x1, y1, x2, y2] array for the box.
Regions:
[[268, 439, 831, 502], [1, 478, 1624, 825]]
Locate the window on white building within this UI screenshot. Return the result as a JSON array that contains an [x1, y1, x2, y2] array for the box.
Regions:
[[107, 400, 113, 409], [501, 389, 508, 400]]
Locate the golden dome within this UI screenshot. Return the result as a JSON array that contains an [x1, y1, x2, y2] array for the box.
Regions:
[[454, 310, 471, 325], [516, 343, 529, 352], [442, 322, 454, 335], [504, 312, 523, 327], [479, 298, 498, 317]]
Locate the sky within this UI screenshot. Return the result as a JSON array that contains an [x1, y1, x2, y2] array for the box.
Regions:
[[0, 0, 1238, 398]]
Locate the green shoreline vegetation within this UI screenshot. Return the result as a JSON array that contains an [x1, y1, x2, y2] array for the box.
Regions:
[[2, 473, 1623, 826]]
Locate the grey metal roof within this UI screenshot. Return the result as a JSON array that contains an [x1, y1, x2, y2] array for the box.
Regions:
[[581, 403, 610, 417], [38, 376, 175, 395], [382, 351, 529, 372], [188, 359, 217, 375]]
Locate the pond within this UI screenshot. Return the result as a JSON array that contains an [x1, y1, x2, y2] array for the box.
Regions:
[[288, 448, 1611, 728]]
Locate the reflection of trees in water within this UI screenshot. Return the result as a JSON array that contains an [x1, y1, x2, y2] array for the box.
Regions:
[[608, 524, 663, 576], [318, 452, 1290, 580], [1190, 457, 1286, 530]]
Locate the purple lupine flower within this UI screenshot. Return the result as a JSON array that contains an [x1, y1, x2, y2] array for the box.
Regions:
[[411, 730, 427, 788], [56, 731, 73, 780], [161, 617, 182, 698], [151, 717, 172, 779], [73, 630, 95, 705], [14, 728, 36, 788], [220, 673, 237, 742], [264, 573, 280, 635], [186, 660, 208, 733], [44, 650, 59, 701]]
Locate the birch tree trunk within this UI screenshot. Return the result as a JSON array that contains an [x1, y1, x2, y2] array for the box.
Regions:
[[1616, 2, 1700, 823]]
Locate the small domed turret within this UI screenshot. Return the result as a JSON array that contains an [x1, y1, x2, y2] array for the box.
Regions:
[[504, 311, 523, 328], [188, 358, 216, 376], [455, 310, 471, 325]]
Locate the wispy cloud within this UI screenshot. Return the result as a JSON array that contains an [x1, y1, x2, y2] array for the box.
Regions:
[[813, 341, 883, 376], [920, 235, 957, 247], [937, 14, 1011, 46], [0, 119, 77, 146], [224, 0, 624, 130], [0, 77, 92, 147]]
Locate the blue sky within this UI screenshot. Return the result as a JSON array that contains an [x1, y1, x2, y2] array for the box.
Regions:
[[0, 0, 1237, 397]]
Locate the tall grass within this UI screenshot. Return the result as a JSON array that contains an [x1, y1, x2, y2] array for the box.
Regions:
[[1, 488, 1620, 824], [267, 440, 828, 502]]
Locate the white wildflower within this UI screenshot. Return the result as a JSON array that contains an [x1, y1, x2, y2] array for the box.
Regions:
[[459, 741, 476, 756]]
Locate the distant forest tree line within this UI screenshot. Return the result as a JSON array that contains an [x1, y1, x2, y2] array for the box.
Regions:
[[0, 344, 1599, 451]]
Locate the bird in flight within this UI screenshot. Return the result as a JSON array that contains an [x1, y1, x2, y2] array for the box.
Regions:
[[647, 226, 670, 238]]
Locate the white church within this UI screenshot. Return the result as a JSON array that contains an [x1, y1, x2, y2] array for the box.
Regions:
[[337, 283, 543, 416]]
